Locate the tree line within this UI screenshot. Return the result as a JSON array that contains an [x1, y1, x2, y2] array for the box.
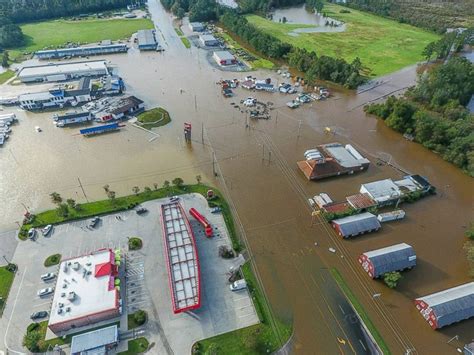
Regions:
[[0, 16, 23, 48], [365, 56, 474, 175], [343, 0, 473, 34], [221, 11, 365, 88], [161, 0, 218, 21], [422, 29, 473, 61]]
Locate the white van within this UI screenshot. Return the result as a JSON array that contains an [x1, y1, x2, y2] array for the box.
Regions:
[[230, 279, 247, 291]]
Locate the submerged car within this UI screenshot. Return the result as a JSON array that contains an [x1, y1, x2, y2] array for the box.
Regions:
[[37, 287, 54, 297], [30, 311, 48, 320]]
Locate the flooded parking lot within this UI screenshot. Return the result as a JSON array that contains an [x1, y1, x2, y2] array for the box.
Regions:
[[0, 0, 473, 353]]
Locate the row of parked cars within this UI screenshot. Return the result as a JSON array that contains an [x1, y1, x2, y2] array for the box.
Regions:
[[32, 272, 57, 320]]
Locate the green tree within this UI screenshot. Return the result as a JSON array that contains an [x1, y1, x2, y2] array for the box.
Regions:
[[132, 186, 140, 195], [2, 51, 9, 68], [383, 271, 402, 288], [66, 198, 76, 209], [56, 203, 69, 217], [103, 184, 110, 194], [172, 177, 184, 188], [144, 186, 152, 194], [163, 180, 170, 191], [107, 190, 116, 204], [50, 192, 62, 205], [153, 183, 158, 190], [23, 331, 41, 352]]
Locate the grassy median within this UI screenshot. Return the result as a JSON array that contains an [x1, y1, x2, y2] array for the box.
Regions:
[[330, 268, 390, 355], [0, 266, 15, 316], [137, 107, 171, 129], [0, 70, 15, 84], [194, 261, 292, 354]]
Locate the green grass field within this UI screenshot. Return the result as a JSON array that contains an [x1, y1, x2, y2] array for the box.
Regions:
[[9, 18, 154, 61], [247, 3, 440, 76], [0, 266, 15, 316], [137, 107, 171, 128], [180, 37, 191, 48], [0, 70, 15, 84]]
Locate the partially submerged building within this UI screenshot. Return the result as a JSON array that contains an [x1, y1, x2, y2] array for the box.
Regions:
[[189, 22, 205, 32], [297, 143, 370, 180], [84, 96, 144, 122], [53, 111, 94, 127], [359, 243, 416, 278], [346, 193, 377, 211], [414, 282, 474, 329], [48, 249, 121, 333], [360, 179, 402, 207], [199, 34, 219, 47], [70, 325, 119, 354], [213, 51, 237, 66], [331, 212, 381, 238], [18, 60, 109, 83], [35, 44, 128, 60], [137, 29, 158, 50]]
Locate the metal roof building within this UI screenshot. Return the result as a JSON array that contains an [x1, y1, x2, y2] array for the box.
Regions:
[[331, 212, 381, 238], [346, 193, 377, 210], [35, 44, 128, 60], [70, 325, 118, 354], [414, 282, 474, 329], [360, 179, 402, 206], [189, 22, 205, 32], [213, 51, 237, 66], [199, 34, 219, 47], [359, 243, 416, 278], [137, 29, 157, 50]]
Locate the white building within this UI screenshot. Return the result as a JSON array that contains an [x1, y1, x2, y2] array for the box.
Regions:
[[199, 34, 219, 47], [48, 249, 121, 334], [213, 51, 237, 66], [189, 22, 205, 32], [18, 60, 109, 83], [360, 179, 401, 206]]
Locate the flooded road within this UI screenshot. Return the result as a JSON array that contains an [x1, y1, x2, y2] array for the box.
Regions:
[[0, 0, 473, 353]]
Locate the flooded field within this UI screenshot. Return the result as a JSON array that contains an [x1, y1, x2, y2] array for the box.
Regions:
[[0, 0, 473, 353]]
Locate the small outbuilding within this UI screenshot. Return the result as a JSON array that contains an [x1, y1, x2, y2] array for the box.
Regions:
[[213, 51, 237, 66], [199, 34, 219, 47], [70, 324, 119, 354], [189, 22, 205, 32], [331, 212, 381, 238], [358, 243, 416, 278], [414, 282, 474, 329]]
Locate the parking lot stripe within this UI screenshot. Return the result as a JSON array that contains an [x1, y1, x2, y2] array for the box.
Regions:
[[33, 301, 52, 308]]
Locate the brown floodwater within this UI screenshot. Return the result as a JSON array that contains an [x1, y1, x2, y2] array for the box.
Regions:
[[0, 0, 473, 353]]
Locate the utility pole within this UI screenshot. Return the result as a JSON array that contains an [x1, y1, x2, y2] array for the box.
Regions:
[[262, 144, 265, 161], [245, 112, 249, 129], [201, 122, 204, 144], [212, 152, 217, 177], [78, 177, 89, 202], [20, 202, 29, 214], [275, 111, 278, 125]]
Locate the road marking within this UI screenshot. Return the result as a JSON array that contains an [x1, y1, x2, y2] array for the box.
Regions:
[[338, 304, 345, 315], [337, 337, 346, 345], [33, 301, 52, 308], [359, 339, 367, 351], [4, 267, 28, 355]]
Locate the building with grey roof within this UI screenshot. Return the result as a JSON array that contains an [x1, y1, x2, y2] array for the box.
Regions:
[[465, 342, 474, 355], [70, 324, 118, 354], [35, 44, 128, 60], [360, 179, 402, 206], [199, 34, 219, 47], [414, 282, 474, 329], [137, 29, 158, 51], [331, 212, 381, 238], [189, 22, 205, 32], [213, 51, 237, 66], [359, 243, 416, 278]]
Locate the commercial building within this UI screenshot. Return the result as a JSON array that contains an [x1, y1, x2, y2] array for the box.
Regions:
[[70, 325, 119, 354], [35, 44, 128, 60], [360, 179, 402, 207], [137, 29, 158, 50], [465, 342, 474, 355], [414, 282, 474, 329], [161, 202, 201, 313], [189, 22, 205, 32], [199, 34, 219, 47], [359, 243, 416, 278], [213, 51, 237, 66], [18, 60, 109, 83], [346, 193, 377, 211], [331, 212, 381, 239], [297, 143, 370, 180], [84, 96, 144, 122], [53, 111, 94, 127], [48, 249, 122, 334]]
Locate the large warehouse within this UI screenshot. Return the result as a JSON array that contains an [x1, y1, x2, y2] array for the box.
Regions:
[[199, 34, 219, 47], [18, 60, 109, 83], [414, 282, 474, 329], [48, 248, 122, 334], [213, 51, 237, 66], [35, 44, 128, 60], [137, 29, 158, 50], [359, 243, 416, 278], [331, 212, 381, 239]]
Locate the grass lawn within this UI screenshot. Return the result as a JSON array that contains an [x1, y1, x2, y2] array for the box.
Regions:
[[21, 184, 241, 252], [127, 310, 147, 330], [0, 70, 15, 84], [9, 18, 153, 61], [246, 3, 440, 76], [330, 268, 391, 355], [217, 31, 275, 70], [175, 27, 184, 36], [194, 262, 292, 354], [119, 337, 149, 354], [137, 107, 171, 128], [44, 254, 61, 267], [0, 266, 15, 316], [180, 37, 191, 48]]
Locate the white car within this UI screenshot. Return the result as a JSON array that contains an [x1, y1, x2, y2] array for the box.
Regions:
[[41, 224, 53, 236], [41, 272, 56, 281], [28, 228, 37, 240], [243, 98, 257, 107], [37, 287, 54, 297], [170, 196, 180, 202], [230, 279, 247, 291]]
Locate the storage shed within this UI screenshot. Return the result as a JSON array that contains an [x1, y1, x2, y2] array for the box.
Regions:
[[213, 51, 237, 66], [189, 22, 205, 32], [70, 324, 118, 354], [414, 282, 474, 329], [199, 34, 219, 47], [360, 179, 401, 206], [359, 243, 416, 278], [331, 212, 381, 238]]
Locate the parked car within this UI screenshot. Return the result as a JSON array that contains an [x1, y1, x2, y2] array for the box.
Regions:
[[27, 228, 37, 240], [230, 279, 247, 291], [210, 207, 222, 214], [170, 196, 180, 202], [136, 207, 148, 215], [30, 311, 48, 320], [41, 224, 53, 236], [37, 287, 54, 297], [89, 216, 100, 228], [41, 272, 56, 281]]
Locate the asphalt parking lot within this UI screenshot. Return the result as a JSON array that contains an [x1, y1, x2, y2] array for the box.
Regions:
[[0, 193, 259, 354]]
